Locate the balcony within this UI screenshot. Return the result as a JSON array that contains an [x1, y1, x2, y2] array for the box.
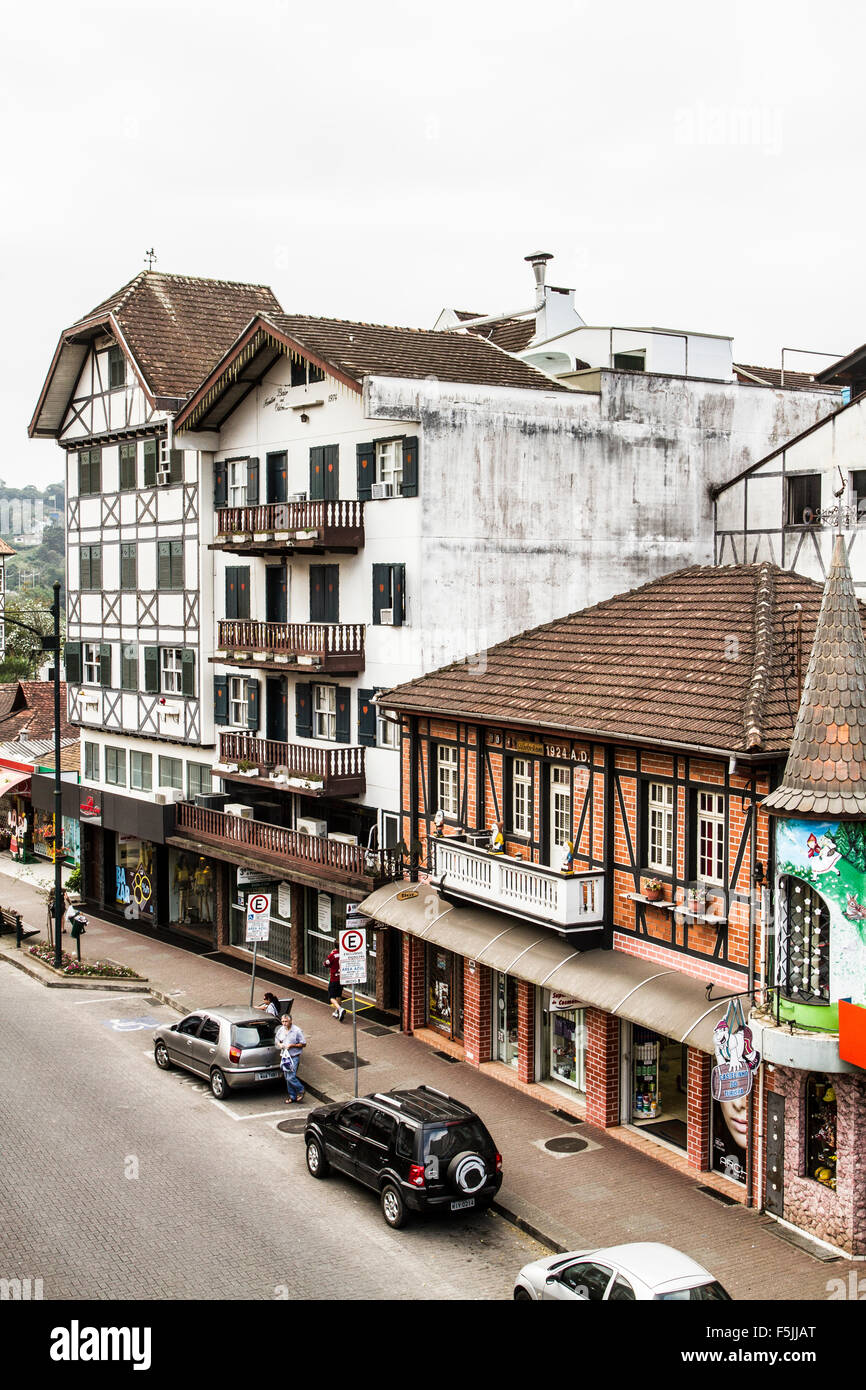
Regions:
[[432, 834, 604, 936], [216, 620, 365, 674], [217, 732, 365, 797], [213, 500, 364, 555], [174, 802, 398, 889]]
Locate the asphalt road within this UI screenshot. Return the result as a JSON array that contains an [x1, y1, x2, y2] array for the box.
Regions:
[[0, 962, 546, 1300]]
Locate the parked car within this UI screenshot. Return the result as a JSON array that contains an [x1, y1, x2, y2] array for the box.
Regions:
[[153, 1001, 293, 1099], [304, 1084, 503, 1229], [513, 1243, 732, 1301]]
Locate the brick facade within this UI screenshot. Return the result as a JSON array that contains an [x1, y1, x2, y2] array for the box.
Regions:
[[463, 960, 492, 1066], [585, 1008, 620, 1128], [517, 980, 535, 1084], [686, 1047, 712, 1170]]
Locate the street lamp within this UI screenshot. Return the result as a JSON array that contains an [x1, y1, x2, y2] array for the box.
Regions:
[[4, 581, 64, 967]]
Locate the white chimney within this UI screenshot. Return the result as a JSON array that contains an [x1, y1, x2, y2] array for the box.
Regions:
[[525, 251, 585, 343]]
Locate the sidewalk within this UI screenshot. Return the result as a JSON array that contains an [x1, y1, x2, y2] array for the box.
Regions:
[[0, 865, 856, 1301]]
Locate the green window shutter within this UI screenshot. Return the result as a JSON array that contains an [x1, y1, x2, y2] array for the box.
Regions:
[[392, 564, 405, 627], [246, 456, 260, 506], [295, 682, 312, 739], [323, 564, 339, 623], [401, 436, 419, 497], [214, 675, 229, 725], [225, 566, 238, 620], [173, 540, 184, 589], [144, 646, 160, 694], [169, 449, 184, 484], [246, 677, 260, 730], [309, 446, 324, 501], [335, 687, 351, 744], [372, 563, 388, 624], [121, 644, 138, 691], [65, 642, 82, 684], [356, 442, 375, 502], [92, 545, 102, 591], [80, 547, 90, 589], [357, 688, 377, 747], [119, 443, 136, 490], [143, 440, 158, 488], [310, 566, 324, 623], [181, 648, 196, 697], [157, 541, 171, 590], [78, 453, 89, 496], [99, 642, 112, 688], [121, 544, 136, 590], [92, 449, 102, 493], [214, 460, 227, 508], [323, 444, 339, 500], [237, 565, 250, 620]]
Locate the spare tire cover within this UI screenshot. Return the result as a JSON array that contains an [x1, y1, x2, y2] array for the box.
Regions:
[[448, 1150, 488, 1195]]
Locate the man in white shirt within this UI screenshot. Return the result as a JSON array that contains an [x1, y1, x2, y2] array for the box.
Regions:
[[276, 1013, 306, 1104]]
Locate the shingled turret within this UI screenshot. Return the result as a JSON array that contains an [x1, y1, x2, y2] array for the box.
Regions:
[[764, 534, 866, 819]]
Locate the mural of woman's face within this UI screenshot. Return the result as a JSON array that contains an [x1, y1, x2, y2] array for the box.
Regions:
[[720, 1093, 749, 1149]]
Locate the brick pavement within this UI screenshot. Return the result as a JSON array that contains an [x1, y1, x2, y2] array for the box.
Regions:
[[1, 862, 857, 1301]]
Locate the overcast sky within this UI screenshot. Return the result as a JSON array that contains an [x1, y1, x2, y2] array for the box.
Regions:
[[6, 0, 863, 486]]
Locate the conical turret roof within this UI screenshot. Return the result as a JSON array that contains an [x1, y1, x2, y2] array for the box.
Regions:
[[764, 534, 866, 819]]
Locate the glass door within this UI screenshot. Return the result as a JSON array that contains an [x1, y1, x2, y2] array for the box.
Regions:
[[548, 765, 572, 869], [494, 972, 519, 1068]]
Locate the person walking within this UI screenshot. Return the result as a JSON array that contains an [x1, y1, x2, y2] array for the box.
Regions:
[[325, 945, 346, 1021], [275, 1012, 307, 1104]]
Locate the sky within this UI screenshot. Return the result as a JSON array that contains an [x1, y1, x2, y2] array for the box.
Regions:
[[5, 0, 864, 486]]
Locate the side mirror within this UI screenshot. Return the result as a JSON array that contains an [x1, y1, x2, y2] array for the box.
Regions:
[[170, 1024, 179, 1032]]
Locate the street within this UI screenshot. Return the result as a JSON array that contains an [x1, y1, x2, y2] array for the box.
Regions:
[[0, 961, 545, 1300]]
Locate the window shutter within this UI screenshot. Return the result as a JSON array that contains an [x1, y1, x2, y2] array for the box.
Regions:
[[122, 644, 138, 692], [401, 436, 419, 497], [372, 563, 388, 624], [323, 444, 339, 500], [144, 646, 160, 694], [225, 566, 238, 620], [310, 567, 324, 623], [309, 446, 324, 501], [157, 540, 171, 590], [91, 451, 102, 493], [65, 642, 81, 684], [143, 440, 158, 488], [335, 686, 350, 744], [214, 675, 229, 725], [78, 454, 89, 496], [93, 546, 103, 591], [295, 682, 312, 739], [246, 456, 260, 506], [356, 442, 375, 502], [324, 564, 339, 623], [169, 449, 184, 483], [246, 677, 260, 730], [392, 563, 405, 627], [214, 460, 227, 509], [357, 688, 377, 747], [99, 642, 111, 688], [237, 565, 250, 620], [181, 648, 196, 697]]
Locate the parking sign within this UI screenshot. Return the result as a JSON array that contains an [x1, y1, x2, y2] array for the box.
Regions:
[[246, 892, 271, 943], [339, 923, 367, 984]]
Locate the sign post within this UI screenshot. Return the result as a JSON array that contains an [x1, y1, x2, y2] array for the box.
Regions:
[[245, 892, 271, 1007], [340, 906, 366, 1096]]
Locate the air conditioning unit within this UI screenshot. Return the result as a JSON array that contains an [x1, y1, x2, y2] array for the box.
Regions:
[[328, 832, 358, 846], [155, 789, 184, 806], [195, 793, 229, 810], [371, 482, 395, 499], [288, 491, 308, 503], [225, 802, 254, 818], [297, 816, 327, 837], [379, 608, 394, 625]]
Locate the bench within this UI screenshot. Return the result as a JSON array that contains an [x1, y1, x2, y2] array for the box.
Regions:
[[0, 906, 40, 947]]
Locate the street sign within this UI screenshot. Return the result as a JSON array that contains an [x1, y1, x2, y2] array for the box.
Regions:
[[246, 891, 271, 943], [339, 923, 367, 984]]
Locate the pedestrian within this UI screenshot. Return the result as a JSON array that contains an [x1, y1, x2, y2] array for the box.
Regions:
[[325, 944, 346, 1021], [257, 991, 281, 1018], [275, 1012, 306, 1104]]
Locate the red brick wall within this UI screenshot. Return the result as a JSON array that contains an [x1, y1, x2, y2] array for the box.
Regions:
[[402, 934, 426, 1034], [517, 980, 535, 1084], [585, 1008, 620, 1127], [463, 961, 492, 1066], [687, 1047, 712, 1170]]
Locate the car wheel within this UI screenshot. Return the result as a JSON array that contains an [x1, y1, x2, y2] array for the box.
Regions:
[[306, 1138, 329, 1179], [154, 1041, 172, 1070], [447, 1150, 488, 1196], [513, 1287, 533, 1301], [380, 1183, 407, 1230], [210, 1068, 229, 1099]]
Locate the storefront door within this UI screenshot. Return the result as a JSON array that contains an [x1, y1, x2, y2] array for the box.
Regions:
[[426, 945, 462, 1039], [548, 996, 586, 1090], [494, 972, 519, 1067], [628, 1026, 688, 1149]]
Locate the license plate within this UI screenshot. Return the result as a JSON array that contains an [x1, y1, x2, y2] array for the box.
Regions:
[[451, 1198, 475, 1211], [255, 1069, 280, 1080]]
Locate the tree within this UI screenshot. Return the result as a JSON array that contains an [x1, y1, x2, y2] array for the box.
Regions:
[[0, 596, 58, 683]]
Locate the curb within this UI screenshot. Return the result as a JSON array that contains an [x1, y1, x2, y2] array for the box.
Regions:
[[0, 945, 149, 994], [490, 1201, 563, 1253]]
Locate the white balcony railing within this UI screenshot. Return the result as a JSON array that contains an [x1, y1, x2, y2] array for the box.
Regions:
[[431, 835, 604, 933]]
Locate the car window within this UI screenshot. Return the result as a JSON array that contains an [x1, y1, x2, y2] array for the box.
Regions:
[[199, 1018, 220, 1044], [178, 1015, 203, 1036], [395, 1123, 416, 1160], [608, 1275, 636, 1302], [657, 1282, 731, 1301], [422, 1119, 494, 1164], [233, 1021, 278, 1048], [338, 1103, 371, 1138], [366, 1109, 398, 1148], [559, 1262, 613, 1300]]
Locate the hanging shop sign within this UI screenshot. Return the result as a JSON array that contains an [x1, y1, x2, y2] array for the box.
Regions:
[[549, 993, 586, 1013], [711, 998, 761, 1102]]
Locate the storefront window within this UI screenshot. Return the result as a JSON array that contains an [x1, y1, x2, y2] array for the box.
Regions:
[[806, 1075, 837, 1191], [115, 836, 156, 917], [230, 874, 291, 967], [549, 996, 586, 1090], [630, 1027, 688, 1150], [494, 972, 519, 1067], [427, 945, 463, 1039], [169, 851, 214, 928]]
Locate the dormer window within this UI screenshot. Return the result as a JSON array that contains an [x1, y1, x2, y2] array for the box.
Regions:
[[108, 345, 125, 390]]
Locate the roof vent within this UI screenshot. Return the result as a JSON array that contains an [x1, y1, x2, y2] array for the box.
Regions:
[[525, 251, 554, 308]]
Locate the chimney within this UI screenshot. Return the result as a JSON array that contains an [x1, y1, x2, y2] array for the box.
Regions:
[[525, 251, 554, 309], [525, 250, 584, 343]]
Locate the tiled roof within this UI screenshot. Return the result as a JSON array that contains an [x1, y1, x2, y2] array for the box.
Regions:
[[263, 312, 569, 393], [452, 311, 539, 355], [382, 564, 848, 757], [0, 538, 16, 556], [733, 363, 840, 392], [0, 682, 74, 745], [764, 536, 866, 818]]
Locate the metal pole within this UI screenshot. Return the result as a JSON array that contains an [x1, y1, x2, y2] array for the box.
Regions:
[[249, 939, 258, 1008], [52, 583, 63, 971], [352, 983, 358, 1097]]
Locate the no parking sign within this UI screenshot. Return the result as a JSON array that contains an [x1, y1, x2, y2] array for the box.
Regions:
[[246, 892, 271, 943], [339, 917, 367, 984]]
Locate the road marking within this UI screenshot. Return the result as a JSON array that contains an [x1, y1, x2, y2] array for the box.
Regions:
[[66, 992, 156, 1005], [101, 1016, 162, 1031]]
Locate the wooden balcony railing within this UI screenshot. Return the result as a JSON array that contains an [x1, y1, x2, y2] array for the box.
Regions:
[[215, 500, 364, 552], [217, 620, 365, 672], [219, 732, 365, 795], [175, 802, 398, 884]]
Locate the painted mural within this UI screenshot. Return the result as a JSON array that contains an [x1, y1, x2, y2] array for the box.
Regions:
[[776, 819, 866, 1008]]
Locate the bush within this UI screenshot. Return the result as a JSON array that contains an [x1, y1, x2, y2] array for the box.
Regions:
[[65, 864, 82, 893]]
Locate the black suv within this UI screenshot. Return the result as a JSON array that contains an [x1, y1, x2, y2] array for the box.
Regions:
[[303, 1085, 503, 1229]]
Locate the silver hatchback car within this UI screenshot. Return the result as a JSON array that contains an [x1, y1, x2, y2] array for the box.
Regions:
[[153, 1002, 293, 1099]]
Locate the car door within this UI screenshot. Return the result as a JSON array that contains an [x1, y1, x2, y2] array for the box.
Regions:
[[542, 1261, 614, 1302], [326, 1101, 371, 1178], [353, 1107, 398, 1190], [186, 1014, 221, 1076], [169, 1014, 205, 1070]]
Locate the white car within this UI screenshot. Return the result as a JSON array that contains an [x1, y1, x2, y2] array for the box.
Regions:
[[513, 1242, 732, 1301]]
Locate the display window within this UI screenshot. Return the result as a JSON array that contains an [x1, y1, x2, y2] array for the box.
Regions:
[[629, 1027, 688, 1149], [549, 997, 586, 1090], [805, 1074, 837, 1191], [230, 873, 292, 967], [427, 945, 463, 1039], [170, 850, 214, 928], [114, 836, 156, 917], [493, 972, 519, 1067]]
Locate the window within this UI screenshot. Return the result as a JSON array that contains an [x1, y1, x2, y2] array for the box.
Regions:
[[157, 540, 184, 590], [372, 563, 405, 625], [84, 741, 99, 782], [160, 648, 184, 694], [78, 448, 102, 495], [608, 1276, 637, 1302], [376, 439, 403, 492], [121, 643, 138, 691], [120, 543, 137, 590], [105, 746, 126, 786], [437, 745, 459, 818], [119, 442, 136, 490], [613, 350, 645, 372], [228, 457, 248, 508], [366, 1109, 398, 1148], [199, 1017, 220, 1045], [779, 875, 830, 1004], [83, 642, 103, 686], [511, 757, 532, 836], [558, 1262, 613, 1301], [130, 751, 152, 792], [80, 544, 102, 590], [851, 469, 866, 522], [647, 781, 674, 874], [786, 473, 821, 526], [806, 1074, 837, 1190], [144, 646, 194, 696], [377, 707, 400, 749], [313, 683, 336, 741], [696, 791, 725, 885], [187, 763, 213, 799], [107, 345, 125, 389], [550, 765, 571, 856], [225, 565, 250, 620], [229, 677, 247, 726], [158, 756, 183, 790]]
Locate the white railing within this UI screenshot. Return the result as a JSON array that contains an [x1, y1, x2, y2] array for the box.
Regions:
[[431, 836, 604, 931]]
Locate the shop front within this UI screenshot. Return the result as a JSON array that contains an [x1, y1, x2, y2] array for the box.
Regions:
[[544, 993, 587, 1092], [625, 1026, 689, 1150], [427, 944, 462, 1040], [230, 869, 293, 968]]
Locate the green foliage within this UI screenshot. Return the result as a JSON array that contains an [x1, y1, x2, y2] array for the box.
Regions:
[[65, 864, 82, 893], [0, 596, 59, 683], [836, 822, 866, 873]]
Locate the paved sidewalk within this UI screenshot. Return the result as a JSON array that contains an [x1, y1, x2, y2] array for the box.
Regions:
[[1, 866, 856, 1301]]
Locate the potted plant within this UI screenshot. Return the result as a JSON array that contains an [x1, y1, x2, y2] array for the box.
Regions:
[[686, 884, 708, 914], [643, 877, 665, 902]]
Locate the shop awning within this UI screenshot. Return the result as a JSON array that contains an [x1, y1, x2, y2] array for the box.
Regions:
[[0, 768, 32, 798], [358, 881, 732, 1054]]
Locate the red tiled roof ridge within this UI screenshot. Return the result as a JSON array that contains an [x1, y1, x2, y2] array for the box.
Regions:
[[267, 309, 520, 340], [78, 269, 278, 327], [743, 563, 775, 750]]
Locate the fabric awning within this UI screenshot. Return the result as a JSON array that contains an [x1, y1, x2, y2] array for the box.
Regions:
[[358, 881, 731, 1054], [0, 768, 32, 798]]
